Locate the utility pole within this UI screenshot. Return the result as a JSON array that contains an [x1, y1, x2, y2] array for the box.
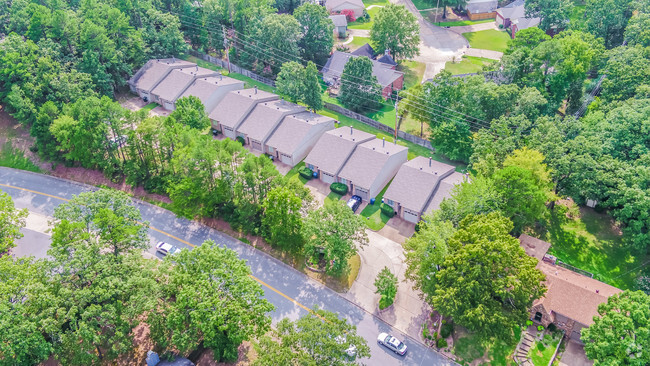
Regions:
[[222, 25, 231, 74], [394, 93, 399, 142], [435, 0, 441, 25]]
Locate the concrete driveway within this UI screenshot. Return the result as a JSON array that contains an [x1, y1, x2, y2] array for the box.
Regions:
[[559, 341, 593, 366]]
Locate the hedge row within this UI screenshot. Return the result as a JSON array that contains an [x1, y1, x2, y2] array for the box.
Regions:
[[380, 203, 395, 218], [299, 167, 314, 180], [330, 182, 348, 195]]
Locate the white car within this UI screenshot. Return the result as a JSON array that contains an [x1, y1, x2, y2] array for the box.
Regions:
[[155, 241, 181, 256], [377, 332, 407, 356], [335, 335, 357, 358]]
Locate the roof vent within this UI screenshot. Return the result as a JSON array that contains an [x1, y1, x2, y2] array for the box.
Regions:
[[434, 172, 437, 175], [372, 147, 375, 150], [386, 151, 389, 154], [254, 86, 258, 94], [420, 167, 423, 170], [429, 157, 432, 167], [350, 126, 353, 135], [340, 134, 343, 137], [352, 138, 355, 141], [195, 66, 198, 71], [382, 137, 385, 147]]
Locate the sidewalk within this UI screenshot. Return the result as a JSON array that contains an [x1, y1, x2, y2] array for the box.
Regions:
[[447, 21, 499, 34], [464, 47, 503, 60], [346, 230, 431, 341]]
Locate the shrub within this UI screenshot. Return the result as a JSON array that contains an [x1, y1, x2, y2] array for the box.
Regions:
[[436, 338, 447, 348], [236, 136, 245, 145], [330, 182, 348, 195], [547, 323, 557, 332], [380, 203, 395, 217], [537, 325, 544, 331], [299, 166, 313, 180], [526, 320, 534, 327], [440, 322, 454, 339], [340, 9, 356, 22], [375, 266, 398, 309]]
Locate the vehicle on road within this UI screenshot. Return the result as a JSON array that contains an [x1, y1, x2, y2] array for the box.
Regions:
[[155, 241, 181, 256], [377, 332, 407, 356], [335, 335, 357, 358], [346, 195, 362, 212]]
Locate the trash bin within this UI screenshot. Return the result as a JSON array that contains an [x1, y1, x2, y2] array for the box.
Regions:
[[370, 198, 376, 205], [312, 171, 318, 178]]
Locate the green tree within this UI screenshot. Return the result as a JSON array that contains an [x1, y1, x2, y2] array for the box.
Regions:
[[261, 180, 312, 252], [601, 46, 650, 103], [253, 308, 371, 366], [524, 0, 573, 31], [493, 165, 548, 234], [338, 56, 382, 113], [0, 256, 52, 366], [168, 95, 211, 130], [374, 266, 398, 309], [431, 213, 546, 339], [503, 147, 554, 199], [302, 201, 368, 276], [584, 0, 635, 48], [303, 61, 323, 112], [505, 27, 551, 55], [0, 191, 28, 255], [437, 175, 502, 226], [624, 12, 650, 47], [277, 61, 307, 104], [253, 14, 303, 75], [149, 241, 274, 361], [581, 291, 650, 365], [142, 9, 188, 58], [430, 121, 473, 163], [370, 4, 420, 60], [294, 3, 334, 65]]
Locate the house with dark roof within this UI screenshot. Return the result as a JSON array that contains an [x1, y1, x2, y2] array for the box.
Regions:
[[519, 235, 622, 343], [209, 88, 279, 140], [128, 58, 195, 102], [337, 138, 408, 201], [325, 0, 364, 17], [266, 112, 336, 166], [304, 126, 375, 185], [382, 157, 459, 223], [322, 49, 404, 99], [150, 66, 219, 110], [466, 0, 497, 20], [329, 15, 348, 38], [236, 99, 305, 153], [351, 43, 375, 59], [179, 75, 244, 115], [496, 0, 540, 38]]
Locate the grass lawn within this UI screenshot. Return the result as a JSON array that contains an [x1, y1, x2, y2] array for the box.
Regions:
[[362, 0, 388, 5], [141, 102, 158, 112], [444, 56, 495, 75], [454, 333, 486, 362], [435, 18, 495, 27], [410, 0, 434, 10], [347, 36, 373, 50], [454, 330, 518, 365], [285, 161, 310, 184], [463, 29, 511, 52], [528, 334, 561, 366], [348, 7, 382, 30], [399, 60, 427, 89], [359, 181, 392, 231], [0, 142, 41, 173], [543, 202, 648, 289], [324, 191, 343, 208]]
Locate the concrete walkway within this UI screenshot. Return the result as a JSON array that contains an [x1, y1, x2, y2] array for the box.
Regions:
[[349, 29, 370, 38], [464, 48, 503, 60], [346, 230, 431, 341], [448, 21, 499, 34]]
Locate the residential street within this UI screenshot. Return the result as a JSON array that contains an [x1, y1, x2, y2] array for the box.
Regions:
[[1, 167, 456, 366]]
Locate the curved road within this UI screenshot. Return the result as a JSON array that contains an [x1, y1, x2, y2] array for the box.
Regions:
[[0, 168, 456, 366]]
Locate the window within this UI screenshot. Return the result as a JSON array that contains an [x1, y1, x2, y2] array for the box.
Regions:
[[339, 178, 347, 184], [308, 164, 314, 170], [385, 199, 394, 205], [534, 312, 542, 322]]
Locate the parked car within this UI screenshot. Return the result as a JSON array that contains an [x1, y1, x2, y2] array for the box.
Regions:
[[335, 335, 357, 358], [155, 241, 181, 256], [346, 195, 362, 212], [377, 333, 407, 356]]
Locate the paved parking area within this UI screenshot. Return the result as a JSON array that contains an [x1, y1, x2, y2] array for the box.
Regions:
[[559, 341, 593, 366]]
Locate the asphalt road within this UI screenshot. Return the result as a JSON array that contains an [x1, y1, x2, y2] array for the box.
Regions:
[[1, 167, 456, 366]]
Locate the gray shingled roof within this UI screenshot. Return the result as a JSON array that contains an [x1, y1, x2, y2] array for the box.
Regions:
[[423, 172, 466, 214], [304, 127, 375, 175], [376, 52, 397, 66], [325, 0, 364, 11], [322, 51, 404, 89], [513, 16, 541, 30], [130, 59, 195, 92], [208, 88, 279, 129], [350, 43, 375, 59], [180, 75, 242, 104], [338, 138, 408, 190], [329, 15, 348, 27], [266, 112, 335, 154], [497, 0, 525, 19], [466, 0, 497, 14], [237, 100, 305, 142], [383, 157, 456, 213], [151, 66, 217, 101]]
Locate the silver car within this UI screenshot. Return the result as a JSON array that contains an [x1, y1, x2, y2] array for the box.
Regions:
[[377, 332, 407, 356], [155, 241, 181, 256]]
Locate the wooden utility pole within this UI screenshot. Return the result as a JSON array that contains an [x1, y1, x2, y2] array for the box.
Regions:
[[394, 93, 399, 142], [222, 25, 231, 74]]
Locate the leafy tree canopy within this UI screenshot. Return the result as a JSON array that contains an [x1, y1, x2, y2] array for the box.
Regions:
[[370, 4, 420, 60]]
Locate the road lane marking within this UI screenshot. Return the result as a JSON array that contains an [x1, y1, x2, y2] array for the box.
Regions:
[[0, 182, 315, 316]]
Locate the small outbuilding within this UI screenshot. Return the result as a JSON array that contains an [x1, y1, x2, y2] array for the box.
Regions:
[[266, 112, 336, 166], [325, 0, 365, 17], [466, 0, 498, 20], [337, 138, 408, 201], [304, 126, 375, 185], [208, 88, 279, 140], [329, 15, 348, 38], [236, 99, 305, 153]]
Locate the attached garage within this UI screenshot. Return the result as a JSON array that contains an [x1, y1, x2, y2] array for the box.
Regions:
[[163, 101, 174, 110], [280, 153, 292, 165], [250, 140, 262, 152], [321, 171, 335, 184], [403, 208, 420, 224], [223, 126, 235, 139], [354, 187, 369, 201]]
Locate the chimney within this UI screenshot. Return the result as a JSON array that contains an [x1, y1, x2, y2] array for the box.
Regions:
[[384, 49, 390, 56], [172, 56, 176, 63], [254, 86, 258, 94], [382, 137, 385, 147], [429, 157, 432, 167]]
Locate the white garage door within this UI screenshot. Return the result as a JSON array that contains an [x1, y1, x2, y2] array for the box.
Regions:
[[355, 187, 369, 201], [224, 127, 235, 139], [321, 172, 335, 184], [280, 153, 292, 165], [403, 209, 419, 224], [163, 101, 174, 110], [251, 140, 262, 151]]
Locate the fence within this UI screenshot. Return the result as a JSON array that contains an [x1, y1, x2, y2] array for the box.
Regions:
[[189, 50, 434, 151], [557, 261, 594, 278], [189, 50, 276, 87]]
